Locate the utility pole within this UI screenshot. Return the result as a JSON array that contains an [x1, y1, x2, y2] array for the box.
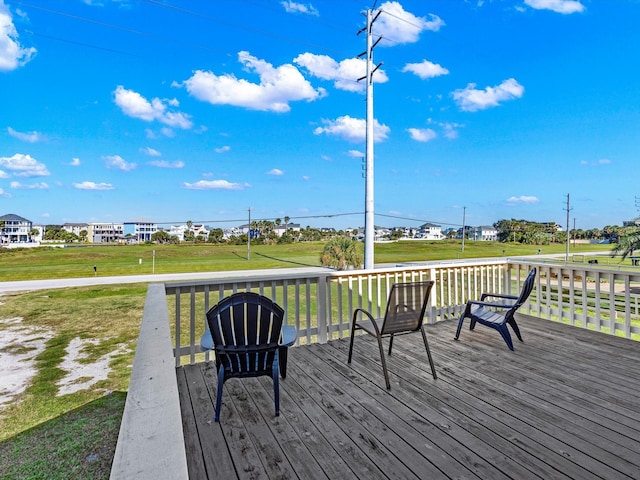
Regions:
[[358, 6, 382, 270], [247, 207, 251, 261], [461, 206, 466, 253], [565, 194, 571, 263]]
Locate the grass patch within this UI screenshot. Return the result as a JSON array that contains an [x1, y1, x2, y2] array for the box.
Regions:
[[0, 241, 617, 281], [0, 392, 125, 480]]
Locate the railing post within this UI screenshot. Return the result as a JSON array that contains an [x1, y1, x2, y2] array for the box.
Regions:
[[317, 274, 329, 344]]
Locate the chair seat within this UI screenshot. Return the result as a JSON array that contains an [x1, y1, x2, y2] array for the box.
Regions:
[[469, 305, 508, 326], [354, 318, 384, 336]]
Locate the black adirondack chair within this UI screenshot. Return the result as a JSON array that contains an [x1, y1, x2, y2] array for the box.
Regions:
[[348, 281, 437, 389], [206, 292, 284, 422], [454, 268, 537, 351]]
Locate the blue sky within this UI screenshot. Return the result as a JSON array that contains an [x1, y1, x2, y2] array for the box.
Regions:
[[1, 0, 639, 231]]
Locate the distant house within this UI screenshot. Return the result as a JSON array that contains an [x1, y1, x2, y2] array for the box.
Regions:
[[469, 225, 498, 241], [124, 222, 158, 242], [63, 223, 89, 238], [274, 223, 300, 237], [0, 213, 32, 244], [418, 223, 443, 240], [88, 222, 124, 243]]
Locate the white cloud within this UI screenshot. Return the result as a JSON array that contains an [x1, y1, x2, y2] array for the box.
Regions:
[[148, 160, 184, 168], [441, 122, 463, 139], [453, 78, 524, 112], [294, 53, 388, 92], [524, 0, 584, 14], [9, 181, 48, 189], [182, 51, 325, 112], [183, 179, 249, 190], [506, 195, 540, 205], [407, 127, 437, 142], [375, 2, 444, 45], [7, 127, 46, 143], [0, 187, 11, 197], [313, 115, 390, 143], [267, 168, 284, 175], [281, 1, 318, 16], [139, 147, 161, 157], [214, 146, 231, 153], [0, 0, 36, 72], [113, 86, 193, 129], [103, 154, 136, 171], [402, 60, 449, 79], [348, 149, 364, 158], [69, 157, 81, 166], [73, 181, 114, 191], [581, 158, 611, 166], [0, 153, 50, 177]]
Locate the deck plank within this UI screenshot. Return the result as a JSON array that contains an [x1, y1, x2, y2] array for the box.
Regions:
[[178, 315, 640, 480]]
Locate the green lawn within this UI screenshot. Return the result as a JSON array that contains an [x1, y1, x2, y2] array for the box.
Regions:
[[0, 240, 618, 281]]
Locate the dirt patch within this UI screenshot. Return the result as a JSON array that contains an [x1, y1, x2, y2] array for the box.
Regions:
[[0, 318, 52, 407]]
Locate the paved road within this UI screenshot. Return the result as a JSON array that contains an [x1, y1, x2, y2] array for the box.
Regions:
[[0, 266, 330, 294]]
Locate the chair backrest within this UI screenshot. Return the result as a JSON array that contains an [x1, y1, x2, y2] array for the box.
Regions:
[[206, 292, 284, 378], [505, 268, 536, 321], [380, 281, 434, 335]]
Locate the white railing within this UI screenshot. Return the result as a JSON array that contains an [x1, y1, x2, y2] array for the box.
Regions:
[[111, 259, 640, 478]]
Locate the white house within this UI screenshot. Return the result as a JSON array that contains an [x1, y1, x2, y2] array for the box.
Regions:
[[418, 223, 443, 240], [88, 223, 124, 243], [63, 223, 89, 239], [470, 225, 498, 241], [124, 222, 158, 242], [0, 213, 32, 244]]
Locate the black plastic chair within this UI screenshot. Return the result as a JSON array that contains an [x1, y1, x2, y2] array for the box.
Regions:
[[206, 292, 284, 422], [348, 281, 437, 389], [454, 268, 536, 351]]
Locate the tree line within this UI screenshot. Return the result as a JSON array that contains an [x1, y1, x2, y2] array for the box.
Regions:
[[492, 219, 633, 245]]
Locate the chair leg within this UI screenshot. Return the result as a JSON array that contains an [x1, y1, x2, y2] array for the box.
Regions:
[[347, 319, 357, 363], [454, 307, 468, 340], [388, 334, 394, 355], [375, 334, 391, 390], [496, 324, 515, 351], [507, 318, 523, 342], [279, 346, 288, 379], [421, 327, 437, 380], [273, 355, 280, 417], [215, 366, 225, 422]]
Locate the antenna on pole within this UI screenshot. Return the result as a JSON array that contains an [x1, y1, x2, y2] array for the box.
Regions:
[[461, 206, 466, 253], [358, 7, 382, 270], [247, 207, 251, 261], [564, 194, 572, 263]]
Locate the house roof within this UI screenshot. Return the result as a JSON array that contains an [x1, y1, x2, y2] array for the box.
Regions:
[[0, 213, 30, 222]]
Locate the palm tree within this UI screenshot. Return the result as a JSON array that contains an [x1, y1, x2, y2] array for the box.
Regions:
[[611, 228, 640, 260], [320, 237, 363, 270]]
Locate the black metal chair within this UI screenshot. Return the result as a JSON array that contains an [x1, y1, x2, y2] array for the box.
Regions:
[[206, 292, 284, 422], [454, 268, 537, 351], [348, 281, 437, 389]]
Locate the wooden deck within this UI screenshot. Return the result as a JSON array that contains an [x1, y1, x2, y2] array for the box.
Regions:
[[177, 315, 640, 479]]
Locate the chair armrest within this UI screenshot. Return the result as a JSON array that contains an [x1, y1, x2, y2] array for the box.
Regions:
[[200, 330, 213, 351], [479, 292, 518, 304], [280, 325, 297, 347], [353, 307, 376, 323], [467, 300, 515, 310], [352, 308, 382, 336]]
